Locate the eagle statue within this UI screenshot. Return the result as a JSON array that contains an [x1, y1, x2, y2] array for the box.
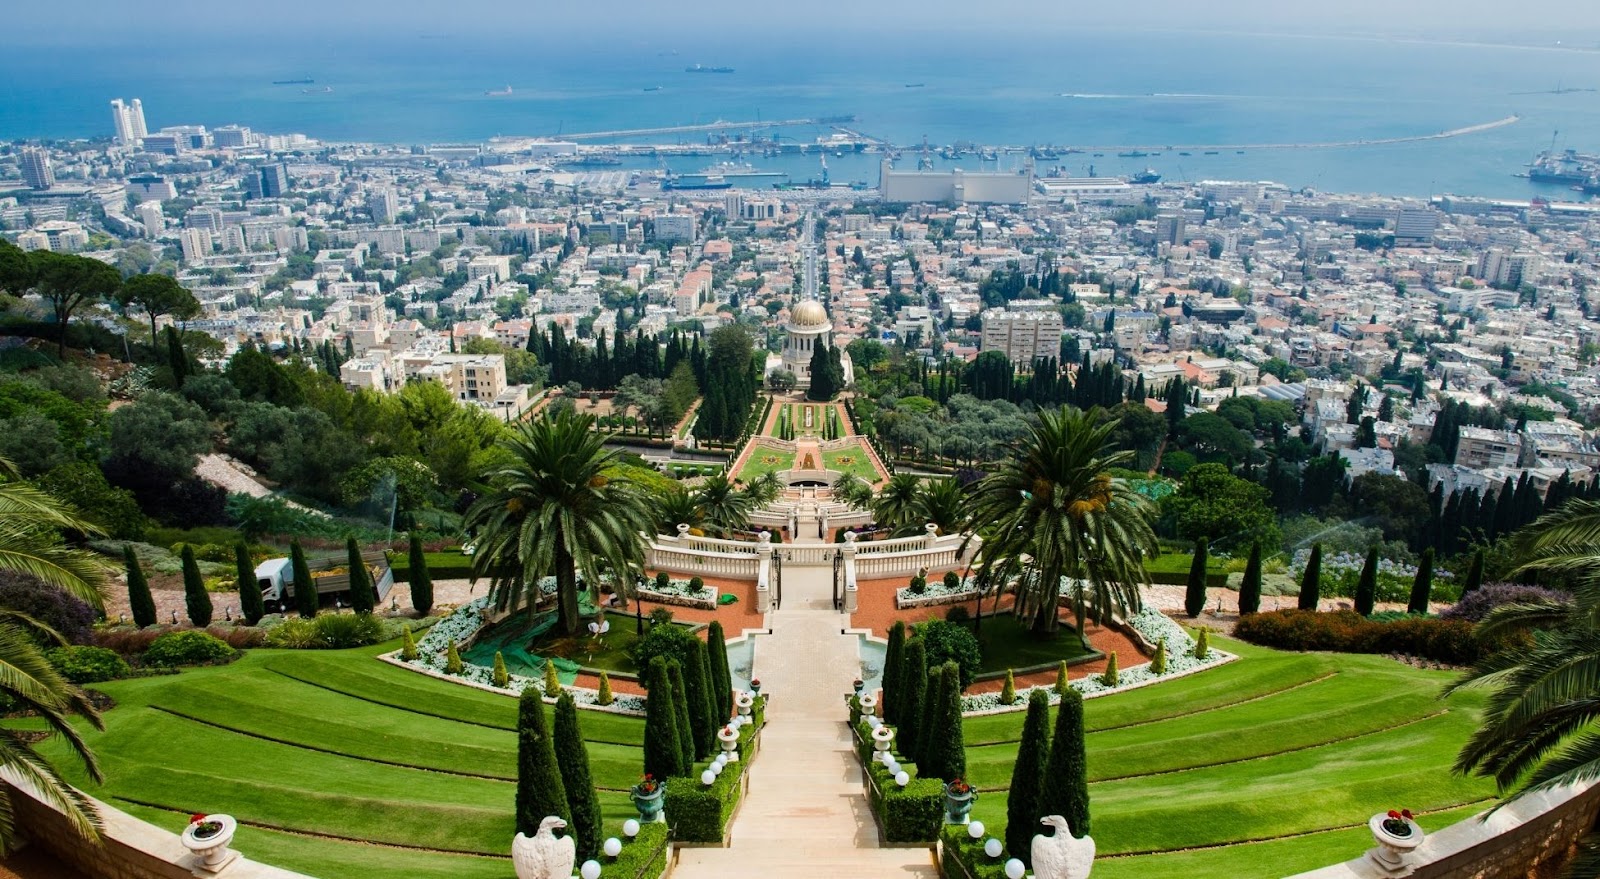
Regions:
[[511, 816, 575, 879], [1031, 815, 1095, 879]]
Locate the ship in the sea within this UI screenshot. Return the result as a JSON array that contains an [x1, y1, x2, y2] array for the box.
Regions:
[[1524, 148, 1600, 184], [485, 85, 513, 96], [644, 86, 663, 92], [664, 162, 788, 190], [273, 78, 314, 85], [685, 64, 735, 74], [1131, 168, 1162, 184], [567, 156, 622, 167], [302, 86, 334, 95]]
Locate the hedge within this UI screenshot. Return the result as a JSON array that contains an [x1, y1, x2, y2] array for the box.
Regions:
[[607, 819, 669, 879], [1232, 609, 1499, 666], [663, 694, 765, 843], [941, 825, 1008, 879], [853, 719, 944, 843], [1147, 570, 1228, 590]]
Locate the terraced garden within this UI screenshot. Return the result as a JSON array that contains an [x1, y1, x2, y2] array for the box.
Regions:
[[820, 442, 882, 482], [37, 642, 654, 879], [956, 637, 1497, 878]]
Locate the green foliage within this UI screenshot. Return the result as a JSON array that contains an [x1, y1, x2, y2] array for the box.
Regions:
[[400, 625, 417, 661], [1461, 549, 1484, 595], [1235, 609, 1491, 665], [514, 686, 569, 835], [105, 391, 211, 486], [1000, 668, 1017, 705], [143, 631, 236, 667], [345, 537, 374, 614], [1163, 463, 1281, 552], [919, 663, 966, 783], [627, 623, 699, 683], [664, 724, 756, 843], [124, 544, 155, 628], [683, 639, 717, 761], [46, 645, 130, 684], [1055, 660, 1070, 695], [943, 571, 961, 591], [1007, 689, 1052, 865], [407, 534, 434, 614], [898, 639, 928, 762], [180, 545, 212, 627], [553, 692, 603, 860], [1185, 538, 1209, 618], [234, 542, 264, 625], [492, 652, 509, 688], [1238, 542, 1263, 616], [1100, 651, 1119, 687], [1354, 547, 1379, 617], [705, 620, 732, 723], [542, 658, 561, 694], [1408, 548, 1435, 615], [909, 575, 927, 594], [36, 463, 146, 540], [266, 613, 386, 649], [915, 620, 982, 691], [1298, 543, 1323, 611], [596, 670, 613, 706], [643, 657, 686, 779], [1194, 628, 1211, 659], [1152, 640, 1168, 675], [667, 659, 694, 772], [859, 742, 944, 842], [1038, 687, 1091, 837], [445, 640, 463, 675], [291, 540, 317, 619]]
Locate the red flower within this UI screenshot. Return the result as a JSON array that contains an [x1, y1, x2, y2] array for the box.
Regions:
[[190, 813, 208, 824], [1386, 810, 1400, 819], [1401, 809, 1413, 820]]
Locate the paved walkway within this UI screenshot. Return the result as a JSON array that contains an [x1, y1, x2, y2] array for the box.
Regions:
[[672, 565, 937, 878]]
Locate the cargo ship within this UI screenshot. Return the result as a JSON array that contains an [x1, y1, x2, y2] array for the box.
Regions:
[[685, 64, 735, 73], [664, 163, 788, 190], [1524, 148, 1600, 184], [272, 78, 314, 85], [1131, 168, 1161, 184]]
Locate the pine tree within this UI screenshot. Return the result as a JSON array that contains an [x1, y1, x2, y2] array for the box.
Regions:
[[1354, 547, 1379, 616], [291, 539, 318, 618], [1007, 689, 1052, 865], [553, 692, 604, 861], [706, 621, 732, 722], [1038, 688, 1091, 838], [1297, 543, 1323, 611], [234, 542, 264, 625], [1408, 548, 1435, 615], [124, 544, 156, 628], [1238, 542, 1262, 616], [668, 660, 695, 773], [493, 652, 510, 688], [408, 533, 434, 615], [181, 545, 212, 627], [897, 639, 928, 761], [1100, 652, 1119, 687], [643, 657, 686, 779], [683, 639, 717, 760], [883, 621, 906, 723], [1461, 549, 1485, 595], [515, 686, 570, 835], [345, 537, 374, 614], [1184, 538, 1209, 618]]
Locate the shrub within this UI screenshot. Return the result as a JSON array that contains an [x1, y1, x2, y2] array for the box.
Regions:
[[1233, 609, 1493, 665], [143, 631, 236, 667], [446, 640, 463, 674], [313, 613, 384, 648], [46, 645, 130, 683], [648, 606, 675, 627], [861, 752, 942, 842], [655, 571, 670, 590], [597, 670, 614, 706], [205, 626, 264, 649], [493, 652, 510, 688], [915, 620, 982, 691], [943, 571, 960, 591], [999, 669, 1017, 705], [1152, 641, 1167, 675], [0, 571, 96, 645], [944, 605, 971, 623], [400, 625, 418, 660], [689, 576, 704, 591], [1194, 628, 1210, 659], [1441, 583, 1569, 623], [1100, 651, 1119, 687], [628, 622, 698, 681], [909, 575, 927, 595], [1055, 660, 1069, 696], [265, 618, 322, 649]]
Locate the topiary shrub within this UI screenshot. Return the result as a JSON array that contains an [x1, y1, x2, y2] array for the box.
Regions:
[[446, 640, 463, 674], [596, 670, 614, 706], [1100, 651, 1119, 687], [1440, 583, 1568, 623], [143, 630, 236, 667], [46, 645, 130, 683], [0, 571, 96, 645], [400, 625, 418, 660], [1151, 641, 1167, 675], [543, 658, 562, 694], [1054, 659, 1069, 695], [943, 571, 960, 591], [689, 576, 704, 592], [915, 620, 982, 691], [999, 669, 1017, 705], [909, 575, 927, 595], [655, 571, 671, 591], [493, 651, 510, 688], [944, 604, 970, 623], [1234, 608, 1498, 666], [1194, 628, 1210, 660]]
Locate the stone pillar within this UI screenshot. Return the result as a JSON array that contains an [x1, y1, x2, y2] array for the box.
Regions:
[[843, 530, 859, 614], [756, 530, 773, 613], [925, 522, 939, 549], [676, 523, 690, 542]]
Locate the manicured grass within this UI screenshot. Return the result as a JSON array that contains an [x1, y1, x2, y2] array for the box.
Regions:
[[820, 442, 881, 481], [958, 635, 1498, 871], [970, 613, 1095, 674], [736, 444, 795, 481]]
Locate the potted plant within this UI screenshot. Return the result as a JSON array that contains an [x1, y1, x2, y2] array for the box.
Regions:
[[1367, 808, 1423, 871], [180, 813, 238, 869], [630, 774, 666, 823], [749, 678, 762, 695], [717, 724, 741, 761], [852, 678, 865, 695], [871, 724, 895, 754], [943, 778, 977, 825], [736, 691, 756, 716]]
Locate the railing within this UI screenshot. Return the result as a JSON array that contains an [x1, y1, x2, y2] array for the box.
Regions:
[[777, 545, 840, 565], [646, 547, 761, 578], [853, 548, 962, 579]]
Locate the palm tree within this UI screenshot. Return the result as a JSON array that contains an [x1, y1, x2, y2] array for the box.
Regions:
[[693, 473, 754, 537], [1449, 499, 1600, 878], [966, 407, 1157, 636], [872, 473, 923, 535], [463, 411, 654, 636], [831, 472, 874, 511], [0, 458, 112, 849], [911, 477, 968, 537], [744, 471, 783, 509], [655, 486, 702, 535]]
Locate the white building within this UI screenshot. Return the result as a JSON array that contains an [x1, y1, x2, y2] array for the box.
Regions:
[[109, 98, 148, 146], [180, 228, 212, 265], [980, 308, 1064, 367], [778, 300, 853, 388]]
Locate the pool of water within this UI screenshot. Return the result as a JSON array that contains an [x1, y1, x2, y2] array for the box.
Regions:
[[726, 637, 755, 691], [858, 635, 886, 692]]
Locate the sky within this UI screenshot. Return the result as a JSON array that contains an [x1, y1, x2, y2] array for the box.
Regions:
[[10, 0, 1600, 47]]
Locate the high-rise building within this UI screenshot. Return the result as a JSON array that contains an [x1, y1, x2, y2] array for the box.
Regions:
[[980, 308, 1065, 367], [245, 164, 290, 200], [179, 228, 212, 265], [1394, 208, 1438, 245], [19, 149, 56, 190], [367, 188, 398, 223], [1155, 211, 1187, 245], [136, 202, 165, 238], [109, 98, 147, 145], [212, 125, 252, 148], [129, 99, 148, 140]]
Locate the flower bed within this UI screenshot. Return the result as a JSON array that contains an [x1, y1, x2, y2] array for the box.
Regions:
[[895, 574, 978, 609], [959, 607, 1233, 715], [639, 576, 717, 610]]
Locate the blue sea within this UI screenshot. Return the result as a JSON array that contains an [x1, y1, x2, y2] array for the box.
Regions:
[[4, 28, 1600, 199]]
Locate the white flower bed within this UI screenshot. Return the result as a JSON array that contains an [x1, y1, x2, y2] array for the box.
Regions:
[[398, 596, 647, 715], [640, 576, 717, 609], [895, 574, 978, 608], [960, 607, 1234, 715]]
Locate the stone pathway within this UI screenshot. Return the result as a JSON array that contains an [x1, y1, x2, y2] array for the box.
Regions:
[[672, 564, 937, 878]]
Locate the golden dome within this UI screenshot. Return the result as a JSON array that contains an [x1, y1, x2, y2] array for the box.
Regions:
[[790, 300, 830, 329]]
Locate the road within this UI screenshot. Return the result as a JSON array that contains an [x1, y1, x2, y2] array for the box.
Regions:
[[801, 212, 820, 302]]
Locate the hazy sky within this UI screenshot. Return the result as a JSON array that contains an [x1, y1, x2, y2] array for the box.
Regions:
[[10, 0, 1600, 46]]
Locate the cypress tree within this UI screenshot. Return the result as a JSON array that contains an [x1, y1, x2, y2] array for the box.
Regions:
[[916, 664, 946, 774], [1408, 548, 1435, 615], [181, 545, 212, 627], [1194, 628, 1210, 659], [1151, 641, 1167, 675], [706, 621, 732, 722], [897, 639, 928, 761], [683, 639, 717, 760], [408, 533, 434, 615], [1038, 688, 1091, 838], [234, 542, 264, 625], [1054, 660, 1070, 696], [165, 326, 188, 386], [597, 671, 614, 706], [920, 663, 966, 783], [515, 686, 570, 835], [124, 544, 156, 628], [1462, 549, 1485, 595], [553, 692, 603, 861], [1000, 669, 1018, 705], [544, 659, 561, 694], [1184, 538, 1209, 618], [1297, 543, 1323, 611], [291, 539, 318, 618], [667, 660, 694, 773], [1238, 542, 1262, 616], [882, 621, 906, 724], [1007, 690, 1052, 866], [643, 657, 685, 779], [345, 537, 374, 613], [1354, 547, 1379, 617]]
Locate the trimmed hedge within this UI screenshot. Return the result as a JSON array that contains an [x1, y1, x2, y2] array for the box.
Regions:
[[854, 719, 944, 843], [663, 695, 765, 843], [1233, 609, 1493, 665], [941, 825, 1008, 879], [142, 631, 237, 667], [1146, 570, 1228, 590], [608, 820, 669, 879], [46, 645, 131, 683]]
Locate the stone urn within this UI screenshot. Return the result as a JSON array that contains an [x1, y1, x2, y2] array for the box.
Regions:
[[1366, 812, 1424, 873], [872, 724, 895, 755], [180, 814, 238, 871], [943, 781, 977, 825], [631, 781, 666, 823], [717, 725, 741, 762], [736, 691, 755, 717], [857, 693, 878, 716]]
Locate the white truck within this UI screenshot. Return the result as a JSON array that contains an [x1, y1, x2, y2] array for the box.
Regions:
[[253, 550, 394, 613]]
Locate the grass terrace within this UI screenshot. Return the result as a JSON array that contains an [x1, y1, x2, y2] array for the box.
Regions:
[[735, 445, 796, 482], [821, 443, 881, 481], [969, 613, 1097, 675]]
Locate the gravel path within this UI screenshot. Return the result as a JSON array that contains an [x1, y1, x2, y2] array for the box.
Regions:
[[193, 454, 328, 517]]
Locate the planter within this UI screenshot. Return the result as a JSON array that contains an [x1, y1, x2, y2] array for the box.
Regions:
[[180, 814, 238, 872], [858, 693, 878, 716], [872, 725, 895, 754], [1366, 814, 1424, 873], [943, 784, 977, 825], [736, 692, 755, 717], [631, 783, 666, 824], [717, 726, 741, 762]]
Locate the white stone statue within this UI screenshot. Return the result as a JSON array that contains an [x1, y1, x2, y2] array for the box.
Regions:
[[511, 816, 575, 879], [1031, 815, 1095, 879]]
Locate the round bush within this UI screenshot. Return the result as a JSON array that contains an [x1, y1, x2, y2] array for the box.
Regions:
[[143, 630, 237, 667], [314, 613, 385, 648], [627, 624, 698, 684], [46, 645, 131, 683], [943, 571, 960, 591], [944, 605, 971, 623], [916, 620, 982, 691], [1440, 583, 1569, 623], [0, 571, 96, 646]]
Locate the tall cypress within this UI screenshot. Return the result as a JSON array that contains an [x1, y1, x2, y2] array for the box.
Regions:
[[1354, 547, 1379, 617], [181, 545, 212, 627], [1184, 538, 1209, 618], [235, 542, 264, 625], [345, 536, 374, 613], [1238, 542, 1262, 616], [1037, 688, 1091, 838], [684, 639, 717, 760], [165, 325, 188, 386], [1408, 548, 1435, 615], [408, 533, 434, 615], [553, 692, 603, 861], [1007, 690, 1052, 866], [898, 639, 928, 761], [667, 660, 695, 773], [515, 687, 570, 835], [291, 539, 318, 618], [124, 544, 156, 628], [917, 663, 950, 778], [1297, 543, 1323, 611], [706, 621, 732, 723], [643, 657, 686, 779], [1461, 549, 1485, 596], [882, 621, 906, 725], [927, 663, 966, 783]]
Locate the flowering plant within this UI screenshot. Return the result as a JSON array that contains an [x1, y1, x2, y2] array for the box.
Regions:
[[1381, 808, 1415, 836], [189, 813, 223, 837], [945, 778, 973, 795], [634, 774, 661, 795]]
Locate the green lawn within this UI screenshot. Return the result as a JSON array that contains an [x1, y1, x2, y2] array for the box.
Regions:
[[958, 637, 1498, 875], [736, 445, 795, 482], [970, 613, 1095, 675], [821, 442, 881, 481], [30, 641, 653, 879]]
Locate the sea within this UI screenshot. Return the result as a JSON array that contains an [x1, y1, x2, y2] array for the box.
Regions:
[[4, 28, 1600, 200]]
